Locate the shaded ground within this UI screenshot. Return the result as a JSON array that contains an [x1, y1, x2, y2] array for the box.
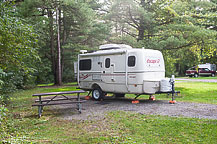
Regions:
[[49, 96, 217, 120]]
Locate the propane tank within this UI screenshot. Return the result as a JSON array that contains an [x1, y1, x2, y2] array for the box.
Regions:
[[160, 78, 172, 92]]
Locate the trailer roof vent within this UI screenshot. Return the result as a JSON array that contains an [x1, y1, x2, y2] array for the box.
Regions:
[[99, 44, 132, 50], [80, 50, 88, 54]]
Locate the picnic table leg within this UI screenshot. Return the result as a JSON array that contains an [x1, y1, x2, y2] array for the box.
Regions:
[[77, 93, 81, 113], [38, 96, 42, 117]]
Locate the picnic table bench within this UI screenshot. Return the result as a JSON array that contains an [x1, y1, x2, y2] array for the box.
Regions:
[[32, 90, 86, 117]]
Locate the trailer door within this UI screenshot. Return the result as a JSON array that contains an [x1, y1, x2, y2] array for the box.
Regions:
[[101, 57, 114, 92]]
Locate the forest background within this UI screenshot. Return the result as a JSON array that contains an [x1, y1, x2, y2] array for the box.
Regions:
[[0, 0, 217, 102]]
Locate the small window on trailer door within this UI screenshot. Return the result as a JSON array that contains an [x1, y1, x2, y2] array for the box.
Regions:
[[105, 58, 110, 68], [128, 56, 136, 67], [79, 59, 91, 70]]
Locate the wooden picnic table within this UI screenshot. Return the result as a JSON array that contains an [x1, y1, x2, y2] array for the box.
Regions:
[[32, 90, 86, 117]]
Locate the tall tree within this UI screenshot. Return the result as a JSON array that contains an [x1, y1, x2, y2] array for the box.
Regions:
[[56, 4, 62, 85], [16, 0, 110, 84], [105, 0, 217, 76]]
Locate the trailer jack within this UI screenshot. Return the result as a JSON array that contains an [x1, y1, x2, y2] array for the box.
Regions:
[[134, 94, 141, 100], [169, 76, 177, 104], [132, 94, 141, 104], [85, 91, 91, 100]]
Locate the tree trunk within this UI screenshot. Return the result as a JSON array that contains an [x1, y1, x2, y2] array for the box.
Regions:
[[137, 16, 145, 41], [61, 9, 67, 82], [56, 7, 62, 85], [137, 0, 145, 42], [48, 9, 57, 84]]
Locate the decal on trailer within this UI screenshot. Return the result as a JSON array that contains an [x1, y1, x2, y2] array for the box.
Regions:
[[80, 74, 90, 80], [147, 59, 160, 64], [146, 57, 161, 67]]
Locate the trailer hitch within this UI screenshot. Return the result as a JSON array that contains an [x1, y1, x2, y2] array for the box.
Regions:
[[169, 75, 176, 104]]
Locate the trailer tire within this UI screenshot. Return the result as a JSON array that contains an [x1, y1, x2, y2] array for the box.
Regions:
[[194, 73, 198, 78], [92, 87, 104, 101], [211, 73, 215, 77], [114, 93, 125, 98]]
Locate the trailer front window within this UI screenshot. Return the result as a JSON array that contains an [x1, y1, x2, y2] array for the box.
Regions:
[[128, 56, 136, 67], [79, 59, 91, 70]]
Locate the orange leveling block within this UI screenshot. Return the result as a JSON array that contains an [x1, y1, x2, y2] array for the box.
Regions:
[[169, 100, 176, 104], [85, 95, 91, 100], [132, 100, 139, 104], [85, 91, 92, 100], [149, 95, 155, 101]]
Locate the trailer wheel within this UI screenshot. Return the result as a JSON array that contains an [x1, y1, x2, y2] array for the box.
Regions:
[[92, 87, 104, 101], [211, 73, 215, 77], [194, 73, 198, 78], [114, 93, 125, 98]]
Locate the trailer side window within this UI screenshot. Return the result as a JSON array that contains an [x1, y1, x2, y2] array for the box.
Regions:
[[79, 59, 91, 70], [128, 56, 136, 67], [105, 58, 110, 68]]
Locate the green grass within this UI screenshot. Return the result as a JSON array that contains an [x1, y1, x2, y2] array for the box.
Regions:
[[178, 76, 217, 79], [2, 110, 217, 143], [126, 82, 217, 104], [37, 82, 77, 87], [37, 83, 54, 87], [9, 86, 80, 111], [174, 82, 217, 104], [1, 82, 217, 143], [107, 111, 217, 144]]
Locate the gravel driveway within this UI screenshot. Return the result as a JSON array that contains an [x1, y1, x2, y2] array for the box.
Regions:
[[49, 78, 217, 120], [53, 96, 217, 120]]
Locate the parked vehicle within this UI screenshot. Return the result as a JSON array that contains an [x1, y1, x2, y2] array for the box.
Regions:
[[76, 44, 175, 100], [185, 63, 216, 77]]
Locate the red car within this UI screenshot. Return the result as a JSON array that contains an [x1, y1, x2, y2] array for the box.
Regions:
[[186, 67, 216, 77]]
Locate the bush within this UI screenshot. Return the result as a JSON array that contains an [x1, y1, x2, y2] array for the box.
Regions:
[[0, 104, 9, 139], [0, 68, 36, 103]]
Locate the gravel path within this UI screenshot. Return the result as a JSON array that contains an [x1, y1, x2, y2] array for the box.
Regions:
[[53, 96, 217, 120], [49, 78, 217, 120]]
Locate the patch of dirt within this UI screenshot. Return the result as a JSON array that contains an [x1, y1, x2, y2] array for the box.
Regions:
[[51, 96, 217, 120]]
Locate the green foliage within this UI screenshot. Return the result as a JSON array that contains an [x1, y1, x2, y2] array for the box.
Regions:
[[0, 1, 39, 104], [0, 68, 6, 87], [163, 51, 178, 76], [0, 104, 9, 141], [0, 2, 39, 71], [105, 0, 217, 76], [0, 103, 29, 143], [2, 0, 217, 85], [17, 0, 111, 84]]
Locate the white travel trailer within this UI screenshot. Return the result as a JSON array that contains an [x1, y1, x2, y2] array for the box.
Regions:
[[77, 44, 175, 100], [198, 63, 216, 71]]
